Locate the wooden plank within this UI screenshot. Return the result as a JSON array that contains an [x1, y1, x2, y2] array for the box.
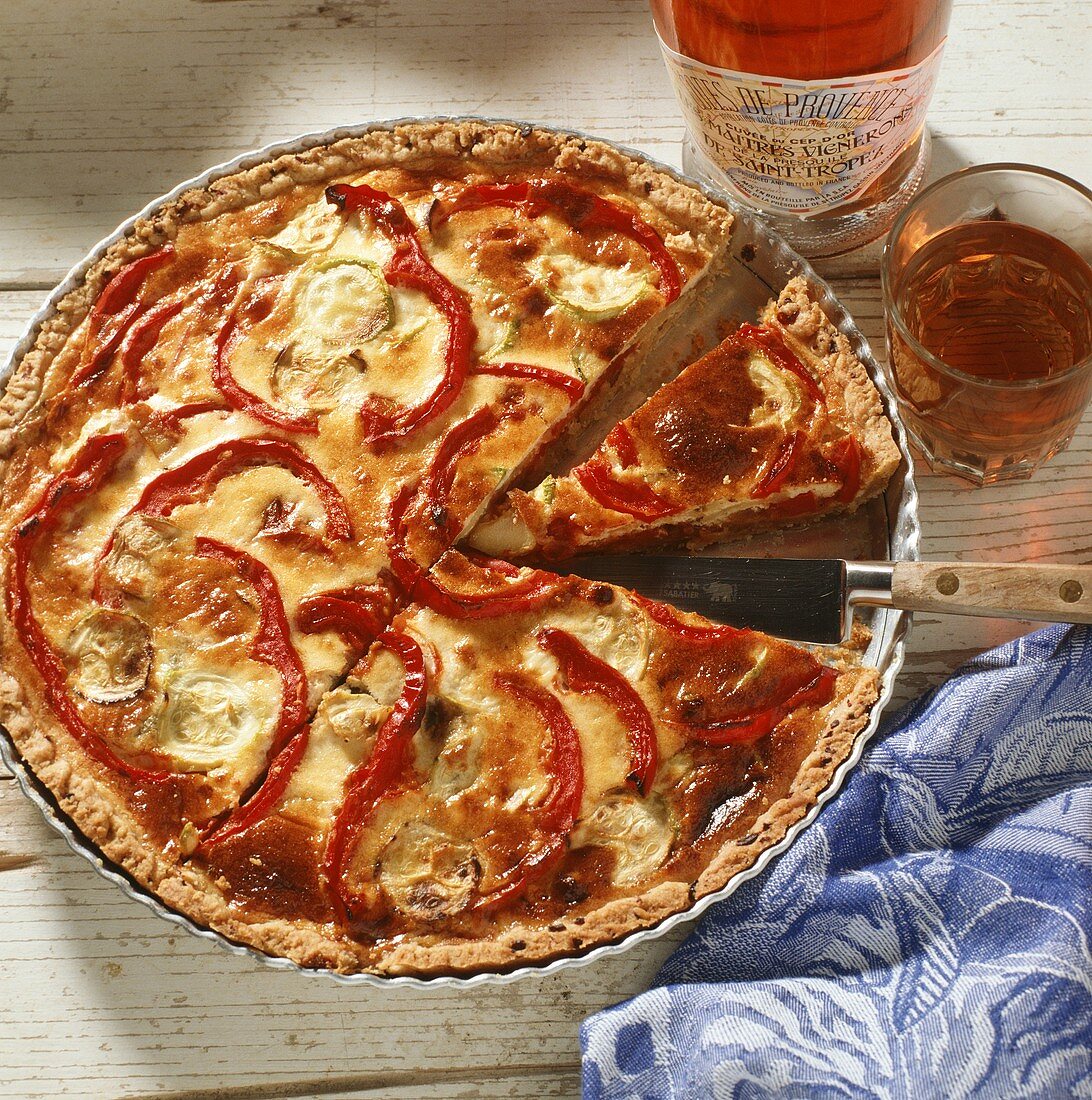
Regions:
[[129, 1069, 583, 1100], [0, 0, 1088, 284]]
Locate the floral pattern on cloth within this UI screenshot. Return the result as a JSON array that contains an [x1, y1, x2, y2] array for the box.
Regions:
[[581, 625, 1092, 1099]]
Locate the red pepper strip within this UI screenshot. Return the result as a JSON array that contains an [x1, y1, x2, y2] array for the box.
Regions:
[[752, 430, 806, 500], [448, 550, 560, 609], [633, 592, 748, 644], [147, 399, 230, 433], [423, 405, 508, 540], [324, 630, 427, 921], [471, 361, 585, 401], [413, 569, 558, 620], [829, 435, 862, 503], [201, 724, 311, 849], [326, 184, 474, 449], [434, 179, 682, 303], [386, 482, 426, 594], [473, 671, 584, 910], [386, 484, 558, 618], [194, 538, 309, 749], [127, 437, 353, 541], [195, 537, 309, 847], [213, 276, 319, 435], [462, 550, 525, 578], [433, 180, 537, 223], [296, 586, 390, 648], [606, 423, 640, 468], [683, 665, 838, 746], [118, 293, 188, 403], [573, 458, 681, 522], [71, 248, 175, 389], [7, 434, 171, 783], [737, 323, 824, 403], [537, 627, 657, 796], [571, 420, 680, 521]]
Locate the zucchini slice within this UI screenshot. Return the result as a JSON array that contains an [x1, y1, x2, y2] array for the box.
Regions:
[[157, 669, 275, 771], [481, 317, 519, 361], [532, 254, 649, 322], [747, 356, 804, 429], [66, 609, 152, 704], [298, 257, 393, 346], [572, 793, 673, 886], [270, 342, 368, 413]]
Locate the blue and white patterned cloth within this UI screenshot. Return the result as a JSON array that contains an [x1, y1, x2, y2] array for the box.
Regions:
[[582, 625, 1092, 1099]]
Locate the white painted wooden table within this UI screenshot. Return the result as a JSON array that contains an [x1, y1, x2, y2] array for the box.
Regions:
[[0, 3, 1088, 1097]]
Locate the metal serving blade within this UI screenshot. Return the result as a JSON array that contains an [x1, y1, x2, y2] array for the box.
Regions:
[[562, 555, 859, 643]]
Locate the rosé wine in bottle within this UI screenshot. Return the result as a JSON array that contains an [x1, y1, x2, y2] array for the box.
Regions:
[[650, 0, 952, 257]]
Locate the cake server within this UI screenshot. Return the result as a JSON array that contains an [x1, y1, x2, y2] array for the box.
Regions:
[[561, 557, 1092, 643]]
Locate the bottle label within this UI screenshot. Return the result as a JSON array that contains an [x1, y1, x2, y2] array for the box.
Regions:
[[658, 37, 946, 216]]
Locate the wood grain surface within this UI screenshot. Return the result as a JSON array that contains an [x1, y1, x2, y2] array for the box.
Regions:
[[0, 1, 1089, 1097]]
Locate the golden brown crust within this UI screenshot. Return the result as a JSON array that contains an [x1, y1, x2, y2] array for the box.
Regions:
[[0, 121, 891, 979], [763, 276, 901, 505]]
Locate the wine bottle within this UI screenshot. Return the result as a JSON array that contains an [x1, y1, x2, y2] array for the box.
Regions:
[[651, 0, 952, 257]]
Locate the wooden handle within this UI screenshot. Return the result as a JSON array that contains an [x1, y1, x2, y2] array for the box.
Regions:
[[891, 562, 1092, 624]]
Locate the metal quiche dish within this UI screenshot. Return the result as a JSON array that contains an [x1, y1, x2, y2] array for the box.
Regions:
[[0, 118, 920, 986]]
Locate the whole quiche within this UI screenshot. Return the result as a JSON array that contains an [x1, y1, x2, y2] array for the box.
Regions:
[[0, 121, 896, 976]]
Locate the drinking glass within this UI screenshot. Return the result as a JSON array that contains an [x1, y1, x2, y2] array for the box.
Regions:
[[881, 164, 1092, 484]]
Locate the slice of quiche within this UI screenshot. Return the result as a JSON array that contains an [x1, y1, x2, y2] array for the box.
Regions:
[[470, 278, 901, 559], [199, 550, 877, 974]]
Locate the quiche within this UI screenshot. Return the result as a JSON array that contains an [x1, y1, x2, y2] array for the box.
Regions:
[[0, 121, 891, 977], [470, 278, 901, 559], [209, 552, 877, 973]]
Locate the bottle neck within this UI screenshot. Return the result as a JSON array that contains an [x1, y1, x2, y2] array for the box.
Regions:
[[650, 0, 952, 81]]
